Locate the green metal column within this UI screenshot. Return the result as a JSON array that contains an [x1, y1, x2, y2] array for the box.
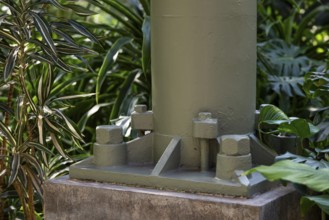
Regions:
[[151, 0, 257, 168]]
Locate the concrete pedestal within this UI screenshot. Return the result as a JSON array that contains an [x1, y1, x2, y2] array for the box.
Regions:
[[44, 176, 306, 220]]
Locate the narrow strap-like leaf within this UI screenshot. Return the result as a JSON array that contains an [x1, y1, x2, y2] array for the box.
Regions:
[[68, 20, 99, 44], [53, 109, 84, 141], [25, 142, 54, 155], [0, 30, 19, 44], [53, 28, 77, 46], [47, 0, 66, 10], [30, 12, 57, 55], [23, 165, 43, 199], [0, 121, 16, 147], [64, 4, 96, 16], [4, 47, 19, 81], [28, 53, 54, 65], [96, 37, 133, 103], [0, 103, 14, 115], [102, 0, 143, 24], [53, 93, 95, 102], [22, 153, 44, 178], [8, 153, 20, 187], [50, 133, 68, 159]]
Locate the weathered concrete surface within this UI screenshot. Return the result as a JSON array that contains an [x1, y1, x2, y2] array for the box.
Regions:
[[44, 176, 304, 220]]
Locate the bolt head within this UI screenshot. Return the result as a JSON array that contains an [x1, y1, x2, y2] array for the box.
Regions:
[[198, 112, 212, 120], [220, 135, 250, 156], [134, 105, 147, 113], [96, 125, 123, 144]]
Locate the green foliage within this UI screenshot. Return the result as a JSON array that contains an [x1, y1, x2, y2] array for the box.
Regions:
[[256, 0, 329, 115], [0, 0, 98, 218], [258, 104, 319, 140], [247, 160, 329, 216]]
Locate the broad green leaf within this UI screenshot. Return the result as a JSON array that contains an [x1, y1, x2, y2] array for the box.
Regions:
[[276, 152, 329, 169], [259, 104, 289, 122], [246, 160, 329, 192], [30, 12, 57, 55], [277, 119, 318, 139], [4, 47, 19, 81], [96, 37, 133, 103], [301, 195, 329, 215]]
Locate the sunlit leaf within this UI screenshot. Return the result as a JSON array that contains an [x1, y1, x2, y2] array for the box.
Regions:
[[54, 109, 84, 141], [0, 121, 16, 147], [246, 160, 329, 192], [259, 104, 289, 122], [301, 195, 329, 215], [0, 30, 20, 44], [50, 133, 67, 159]]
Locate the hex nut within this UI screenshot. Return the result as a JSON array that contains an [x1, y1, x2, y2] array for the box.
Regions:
[[131, 111, 153, 130], [96, 125, 123, 145], [216, 153, 252, 180], [93, 143, 126, 167], [220, 135, 250, 156]]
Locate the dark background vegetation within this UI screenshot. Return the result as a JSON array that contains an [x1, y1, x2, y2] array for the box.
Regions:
[[0, 0, 328, 219]]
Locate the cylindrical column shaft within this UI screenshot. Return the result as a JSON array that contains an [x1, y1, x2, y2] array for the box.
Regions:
[[152, 0, 256, 168]]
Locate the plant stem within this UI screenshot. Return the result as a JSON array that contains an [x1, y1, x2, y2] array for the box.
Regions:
[[322, 211, 326, 220], [0, 82, 14, 220]]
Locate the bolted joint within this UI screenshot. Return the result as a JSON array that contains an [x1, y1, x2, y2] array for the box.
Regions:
[[134, 105, 147, 114], [131, 109, 153, 131], [96, 125, 123, 145], [220, 135, 250, 156], [193, 112, 218, 139]]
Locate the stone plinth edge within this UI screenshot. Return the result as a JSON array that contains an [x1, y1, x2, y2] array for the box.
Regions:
[[44, 176, 306, 220]]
